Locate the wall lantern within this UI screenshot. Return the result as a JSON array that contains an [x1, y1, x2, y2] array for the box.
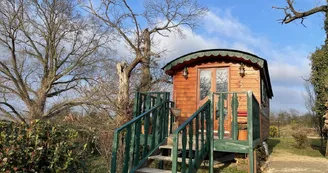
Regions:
[[182, 67, 188, 79], [239, 63, 245, 78]]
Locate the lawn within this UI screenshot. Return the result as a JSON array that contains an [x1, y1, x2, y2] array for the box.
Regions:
[[267, 137, 325, 158]]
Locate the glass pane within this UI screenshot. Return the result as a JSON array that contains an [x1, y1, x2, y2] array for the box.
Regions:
[[199, 69, 211, 100], [216, 68, 228, 92]]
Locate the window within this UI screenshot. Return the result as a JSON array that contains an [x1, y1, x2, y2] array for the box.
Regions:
[[199, 69, 211, 100]]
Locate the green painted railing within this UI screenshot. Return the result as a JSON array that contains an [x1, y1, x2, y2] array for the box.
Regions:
[[171, 100, 212, 173], [247, 91, 260, 173], [215, 91, 260, 141], [111, 92, 173, 173], [133, 92, 168, 117], [216, 92, 244, 140], [216, 91, 260, 173], [249, 93, 260, 141]]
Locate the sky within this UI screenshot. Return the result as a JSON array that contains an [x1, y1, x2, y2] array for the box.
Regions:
[[154, 0, 326, 113], [110, 0, 327, 113]]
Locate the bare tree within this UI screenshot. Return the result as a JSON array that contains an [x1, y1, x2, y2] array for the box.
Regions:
[[83, 0, 207, 118], [0, 0, 106, 123], [303, 81, 319, 127]]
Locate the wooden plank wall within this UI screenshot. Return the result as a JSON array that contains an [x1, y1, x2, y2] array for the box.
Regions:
[[172, 60, 268, 140]]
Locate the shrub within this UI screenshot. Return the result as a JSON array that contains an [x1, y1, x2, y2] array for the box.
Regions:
[[0, 120, 88, 172], [269, 126, 278, 138], [292, 131, 308, 149]]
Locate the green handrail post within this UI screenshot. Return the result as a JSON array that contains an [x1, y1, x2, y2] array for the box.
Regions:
[[170, 101, 175, 134], [208, 93, 214, 173], [231, 93, 239, 140], [188, 121, 194, 172], [182, 128, 187, 172], [134, 119, 142, 166], [151, 105, 157, 150], [218, 93, 224, 139], [123, 125, 132, 172], [171, 133, 179, 173], [155, 94, 161, 146], [145, 94, 151, 110], [133, 92, 140, 118], [165, 93, 170, 137], [110, 131, 119, 173], [247, 91, 254, 173], [195, 115, 199, 165], [201, 110, 205, 153], [142, 113, 150, 158]]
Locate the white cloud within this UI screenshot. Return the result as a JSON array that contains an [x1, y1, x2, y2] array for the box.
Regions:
[[153, 27, 219, 62], [271, 86, 305, 112], [153, 9, 312, 112], [110, 8, 312, 112]]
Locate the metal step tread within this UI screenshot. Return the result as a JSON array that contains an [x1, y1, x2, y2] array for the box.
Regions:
[[135, 167, 180, 173]]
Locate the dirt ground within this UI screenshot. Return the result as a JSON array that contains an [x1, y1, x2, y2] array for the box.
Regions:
[[266, 151, 328, 173]]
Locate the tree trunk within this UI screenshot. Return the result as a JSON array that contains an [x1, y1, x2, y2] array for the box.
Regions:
[[116, 62, 130, 118], [139, 29, 152, 92]]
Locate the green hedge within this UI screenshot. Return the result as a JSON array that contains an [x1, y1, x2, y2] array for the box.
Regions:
[[0, 120, 88, 172]]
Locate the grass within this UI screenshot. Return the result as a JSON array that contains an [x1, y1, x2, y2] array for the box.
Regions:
[[268, 137, 325, 158]]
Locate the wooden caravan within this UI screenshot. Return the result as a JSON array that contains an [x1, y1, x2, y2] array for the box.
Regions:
[[163, 49, 273, 142], [110, 49, 273, 173]]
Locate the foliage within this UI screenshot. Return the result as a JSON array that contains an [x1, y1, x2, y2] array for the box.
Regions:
[[269, 126, 278, 138], [57, 112, 123, 172], [0, 120, 88, 172], [310, 47, 328, 132], [292, 131, 309, 149]]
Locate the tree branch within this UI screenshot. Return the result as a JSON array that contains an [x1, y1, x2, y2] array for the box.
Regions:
[[273, 0, 327, 24], [0, 102, 26, 123], [84, 0, 138, 52], [43, 99, 108, 118]]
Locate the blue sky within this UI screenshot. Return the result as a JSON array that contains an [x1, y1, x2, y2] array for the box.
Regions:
[[159, 0, 326, 113], [113, 0, 326, 113]]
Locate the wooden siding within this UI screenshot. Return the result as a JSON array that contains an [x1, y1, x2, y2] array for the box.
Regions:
[[172, 60, 269, 141]]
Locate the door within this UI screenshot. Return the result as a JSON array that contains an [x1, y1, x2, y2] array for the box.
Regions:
[[198, 67, 230, 133]]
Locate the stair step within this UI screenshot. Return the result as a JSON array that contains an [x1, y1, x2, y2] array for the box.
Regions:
[[135, 167, 180, 173], [148, 154, 233, 165], [167, 134, 230, 144], [159, 144, 199, 150], [148, 155, 193, 163]]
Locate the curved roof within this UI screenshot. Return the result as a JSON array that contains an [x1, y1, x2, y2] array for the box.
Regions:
[[163, 49, 273, 98]]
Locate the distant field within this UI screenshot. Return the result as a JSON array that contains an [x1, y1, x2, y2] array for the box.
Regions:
[[268, 138, 324, 158], [275, 125, 318, 138]]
